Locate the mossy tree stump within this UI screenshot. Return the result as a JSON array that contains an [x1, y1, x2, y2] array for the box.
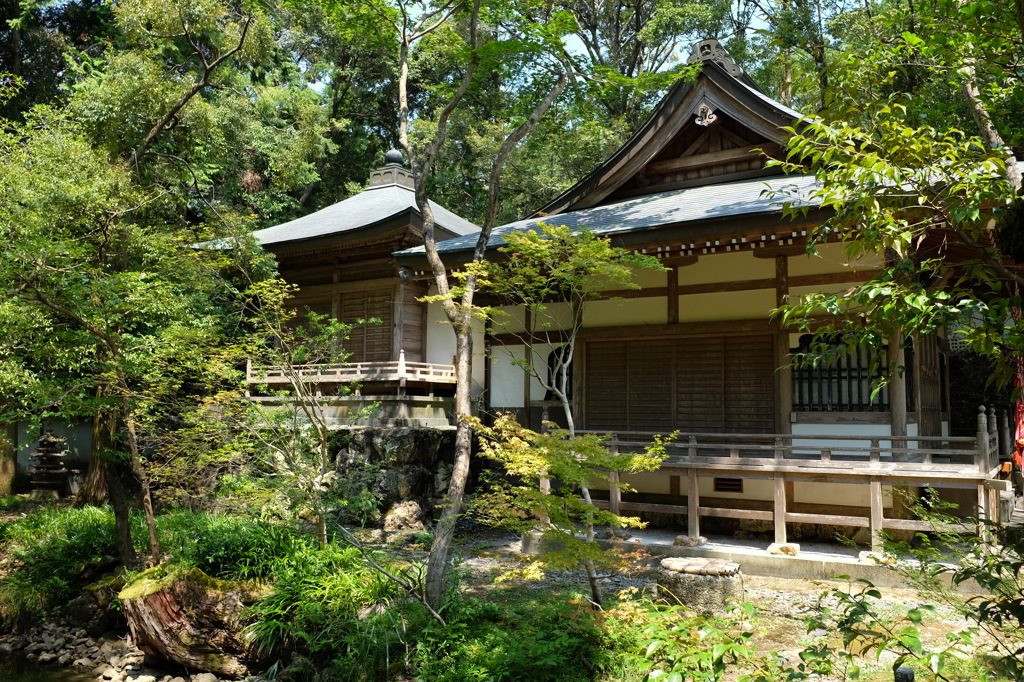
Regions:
[[119, 566, 265, 677]]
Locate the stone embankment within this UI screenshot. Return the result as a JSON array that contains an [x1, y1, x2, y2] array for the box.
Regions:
[[0, 622, 267, 682]]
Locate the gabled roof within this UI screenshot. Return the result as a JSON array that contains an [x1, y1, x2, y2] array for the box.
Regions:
[[538, 57, 803, 215], [252, 163, 478, 249], [394, 42, 811, 263]]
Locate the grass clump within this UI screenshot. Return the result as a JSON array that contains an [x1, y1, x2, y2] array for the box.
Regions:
[[157, 511, 314, 580], [0, 505, 128, 628]]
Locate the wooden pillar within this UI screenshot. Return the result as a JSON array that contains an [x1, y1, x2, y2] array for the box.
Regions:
[[869, 478, 884, 552], [667, 267, 679, 324], [774, 256, 792, 434], [774, 473, 787, 544], [687, 469, 700, 538], [889, 329, 908, 459], [1000, 409, 1012, 459], [977, 405, 990, 474]]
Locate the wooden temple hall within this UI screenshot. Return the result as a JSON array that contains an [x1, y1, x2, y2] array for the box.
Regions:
[[252, 40, 1014, 546]]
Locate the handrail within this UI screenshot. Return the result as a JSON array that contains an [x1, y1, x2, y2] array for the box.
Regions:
[[247, 359, 457, 384], [583, 429, 988, 472]]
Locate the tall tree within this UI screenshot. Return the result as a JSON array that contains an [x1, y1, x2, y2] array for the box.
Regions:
[[370, 0, 574, 607], [0, 102, 238, 565]]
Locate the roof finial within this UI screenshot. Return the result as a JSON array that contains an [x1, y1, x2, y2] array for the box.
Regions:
[[687, 39, 743, 77], [384, 149, 404, 166]]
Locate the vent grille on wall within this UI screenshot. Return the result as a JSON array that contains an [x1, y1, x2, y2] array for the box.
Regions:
[[713, 478, 743, 493]]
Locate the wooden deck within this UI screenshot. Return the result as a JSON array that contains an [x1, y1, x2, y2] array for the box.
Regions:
[[588, 408, 1010, 551]]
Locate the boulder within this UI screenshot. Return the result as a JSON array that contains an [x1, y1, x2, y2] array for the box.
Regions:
[[119, 566, 266, 677], [383, 498, 431, 536]]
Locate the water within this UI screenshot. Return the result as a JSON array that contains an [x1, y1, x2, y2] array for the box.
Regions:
[[0, 656, 96, 682]]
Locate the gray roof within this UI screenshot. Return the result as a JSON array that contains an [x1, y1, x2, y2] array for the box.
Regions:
[[396, 173, 820, 256], [252, 182, 478, 247]]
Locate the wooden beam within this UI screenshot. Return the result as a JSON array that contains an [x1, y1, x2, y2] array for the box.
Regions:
[[648, 143, 783, 175]]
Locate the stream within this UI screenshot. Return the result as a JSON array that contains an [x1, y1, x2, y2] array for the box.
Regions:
[[0, 655, 95, 682]]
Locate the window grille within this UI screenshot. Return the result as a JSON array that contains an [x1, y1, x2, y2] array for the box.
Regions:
[[791, 335, 892, 412]]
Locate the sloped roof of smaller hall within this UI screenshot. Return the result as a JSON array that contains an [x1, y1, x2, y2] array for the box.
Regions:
[[252, 177, 478, 248]]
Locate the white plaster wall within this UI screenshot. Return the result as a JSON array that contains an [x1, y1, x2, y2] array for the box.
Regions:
[[678, 251, 774, 285], [792, 481, 893, 507], [425, 293, 485, 399], [622, 471, 671, 495], [585, 297, 667, 326], [488, 344, 556, 408], [678, 289, 777, 323], [788, 242, 884, 277]]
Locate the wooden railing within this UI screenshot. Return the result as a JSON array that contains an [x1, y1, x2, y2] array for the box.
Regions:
[[588, 406, 1008, 551], [247, 350, 456, 386]]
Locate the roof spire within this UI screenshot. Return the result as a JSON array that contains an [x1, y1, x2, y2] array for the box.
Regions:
[[369, 149, 414, 189], [687, 39, 744, 78]]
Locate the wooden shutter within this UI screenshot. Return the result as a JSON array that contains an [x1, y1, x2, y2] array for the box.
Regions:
[[627, 340, 675, 431], [585, 341, 629, 430], [584, 333, 776, 434], [723, 335, 775, 434], [340, 288, 394, 363], [676, 337, 726, 432]]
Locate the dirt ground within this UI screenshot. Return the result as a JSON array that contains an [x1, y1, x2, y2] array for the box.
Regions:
[[449, 528, 1002, 681]]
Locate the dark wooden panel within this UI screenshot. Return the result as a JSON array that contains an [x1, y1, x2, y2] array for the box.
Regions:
[[586, 341, 630, 430]]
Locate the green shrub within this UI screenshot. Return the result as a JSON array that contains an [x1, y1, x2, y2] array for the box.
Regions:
[[245, 541, 406, 680], [0, 506, 134, 628], [157, 511, 314, 580], [411, 592, 615, 682]]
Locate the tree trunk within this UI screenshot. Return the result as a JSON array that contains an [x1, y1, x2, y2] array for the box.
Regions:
[[120, 566, 262, 677], [0, 423, 16, 497], [76, 412, 110, 507], [425, 324, 473, 606], [92, 406, 137, 567]]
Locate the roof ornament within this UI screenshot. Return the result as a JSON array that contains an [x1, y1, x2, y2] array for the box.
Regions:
[[695, 102, 718, 127], [687, 39, 744, 78], [369, 149, 415, 189]]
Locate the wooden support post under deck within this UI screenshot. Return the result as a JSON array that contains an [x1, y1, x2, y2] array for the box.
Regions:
[[609, 471, 621, 516], [774, 473, 787, 545], [869, 479, 884, 552], [687, 470, 700, 538], [539, 476, 550, 524]]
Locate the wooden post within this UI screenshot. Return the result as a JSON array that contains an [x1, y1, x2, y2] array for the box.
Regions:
[[869, 478, 884, 552], [1000, 409, 1012, 459], [988, 406, 998, 470], [889, 330, 908, 459], [977, 405, 989, 474], [667, 267, 679, 324], [523, 308, 532, 427], [774, 473, 787, 545], [609, 470, 621, 516], [687, 469, 700, 538], [775, 255, 793, 434]]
